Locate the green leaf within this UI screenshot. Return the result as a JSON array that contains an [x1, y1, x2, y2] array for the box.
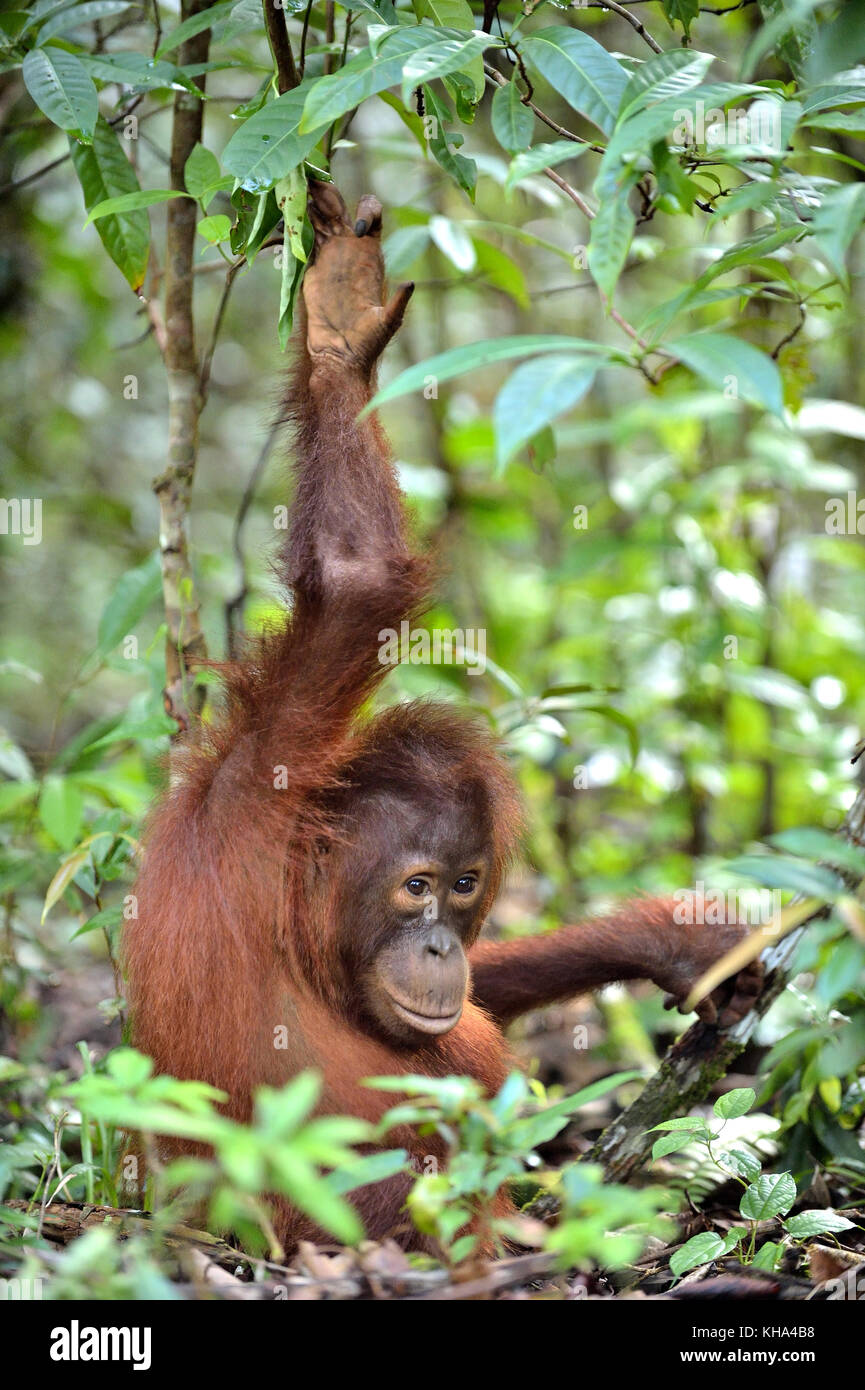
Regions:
[[84, 188, 186, 225], [71, 904, 124, 940], [276, 170, 313, 349], [326, 1148, 408, 1196], [587, 188, 635, 300], [810, 182, 865, 285], [504, 139, 586, 195], [39, 777, 85, 851], [423, 83, 477, 199], [429, 214, 475, 271], [23, 47, 98, 142], [156, 0, 235, 57], [367, 334, 620, 410], [37, 0, 132, 42], [618, 49, 713, 122], [42, 848, 89, 920], [670, 1230, 728, 1276], [740, 1172, 797, 1221], [79, 50, 201, 94], [493, 355, 595, 468], [784, 1209, 855, 1239], [401, 29, 488, 106], [521, 26, 628, 135], [768, 827, 865, 878], [197, 214, 231, 243], [651, 1116, 712, 1132], [714, 1087, 756, 1120], [661, 0, 699, 37], [652, 1132, 697, 1160], [667, 331, 785, 417], [300, 27, 492, 135], [411, 0, 483, 102], [752, 1239, 784, 1270], [720, 1148, 762, 1181], [223, 86, 326, 193], [95, 551, 162, 659], [184, 143, 221, 201], [71, 117, 150, 290], [722, 853, 844, 900], [492, 79, 534, 153]]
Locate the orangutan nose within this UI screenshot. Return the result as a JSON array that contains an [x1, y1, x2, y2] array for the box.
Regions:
[[426, 925, 454, 958]]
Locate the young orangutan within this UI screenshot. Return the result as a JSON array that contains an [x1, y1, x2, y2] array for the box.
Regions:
[[124, 180, 763, 1251]]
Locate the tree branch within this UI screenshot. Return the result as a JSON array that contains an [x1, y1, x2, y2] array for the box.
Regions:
[[262, 0, 299, 93], [591, 777, 865, 1180]]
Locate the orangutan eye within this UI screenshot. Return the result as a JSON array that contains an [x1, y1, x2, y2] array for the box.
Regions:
[[453, 875, 477, 895], [405, 877, 429, 897]]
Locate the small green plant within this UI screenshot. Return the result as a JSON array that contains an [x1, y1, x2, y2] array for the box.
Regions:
[[370, 1069, 674, 1266], [651, 1088, 856, 1276]]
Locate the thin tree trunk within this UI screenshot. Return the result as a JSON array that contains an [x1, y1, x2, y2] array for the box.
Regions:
[[153, 0, 214, 737]]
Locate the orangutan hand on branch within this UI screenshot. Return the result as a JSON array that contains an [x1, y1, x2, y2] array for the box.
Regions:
[[302, 179, 414, 374]]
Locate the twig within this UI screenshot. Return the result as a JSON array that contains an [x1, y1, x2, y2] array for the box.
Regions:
[[0, 96, 146, 198], [592, 0, 663, 53], [262, 0, 299, 93], [199, 259, 244, 402]]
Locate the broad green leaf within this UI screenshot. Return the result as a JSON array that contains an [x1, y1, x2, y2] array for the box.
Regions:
[[37, 0, 132, 42], [276, 169, 313, 348], [740, 1172, 797, 1221], [504, 138, 586, 195], [84, 188, 186, 225], [521, 25, 628, 135], [768, 827, 865, 878], [156, 0, 235, 57], [652, 1132, 697, 1160], [662, 0, 700, 37], [23, 47, 98, 142], [423, 82, 477, 199], [587, 188, 635, 299], [493, 355, 595, 468], [722, 853, 844, 899], [197, 214, 231, 243], [618, 48, 714, 122], [714, 1087, 756, 1120], [429, 214, 475, 271], [71, 904, 124, 940], [42, 849, 90, 921], [810, 182, 865, 284], [184, 143, 221, 201], [492, 79, 534, 153], [367, 335, 621, 410], [784, 1209, 855, 1238], [223, 86, 326, 192], [326, 1148, 409, 1196], [597, 82, 765, 197], [473, 240, 528, 307], [720, 1148, 762, 1181], [383, 224, 431, 275], [412, 0, 484, 99], [669, 1231, 727, 1276], [79, 51, 201, 93], [71, 116, 150, 289], [301, 28, 477, 133], [96, 551, 162, 659], [39, 777, 85, 851], [752, 1239, 783, 1270], [400, 33, 491, 106], [667, 331, 784, 417]]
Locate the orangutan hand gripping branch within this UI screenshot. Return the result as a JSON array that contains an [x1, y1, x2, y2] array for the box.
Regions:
[[124, 181, 763, 1253]]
